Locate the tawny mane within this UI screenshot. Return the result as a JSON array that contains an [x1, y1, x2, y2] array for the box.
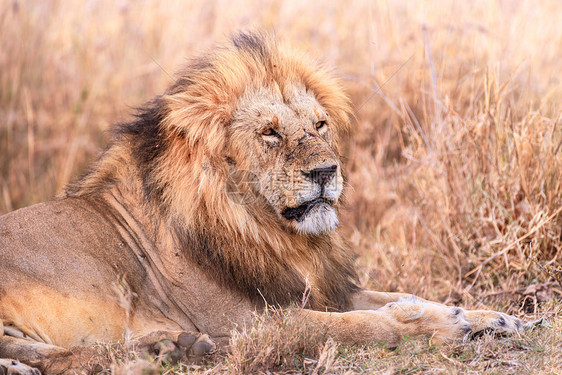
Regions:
[[66, 31, 358, 311]]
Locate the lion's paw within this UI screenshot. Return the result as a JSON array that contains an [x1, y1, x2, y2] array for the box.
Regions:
[[382, 299, 472, 344], [133, 331, 215, 365], [176, 332, 215, 363], [465, 310, 523, 337], [418, 305, 473, 343], [0, 359, 41, 375]]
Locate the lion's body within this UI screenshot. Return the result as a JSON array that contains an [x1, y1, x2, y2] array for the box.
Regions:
[[0, 191, 275, 348], [0, 197, 205, 347], [0, 198, 135, 347], [0, 32, 522, 374]]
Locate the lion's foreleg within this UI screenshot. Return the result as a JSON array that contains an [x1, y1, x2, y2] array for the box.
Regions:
[[348, 290, 523, 339], [350, 290, 418, 310], [301, 299, 472, 348]]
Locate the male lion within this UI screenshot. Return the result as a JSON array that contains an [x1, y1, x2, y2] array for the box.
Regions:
[[0, 32, 522, 374]]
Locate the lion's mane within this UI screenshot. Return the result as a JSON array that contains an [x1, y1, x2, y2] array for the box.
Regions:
[[65, 31, 359, 311]]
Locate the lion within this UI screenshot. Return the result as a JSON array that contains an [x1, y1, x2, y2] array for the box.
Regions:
[[0, 32, 522, 374]]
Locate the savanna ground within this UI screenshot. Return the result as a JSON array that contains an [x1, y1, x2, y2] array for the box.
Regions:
[[1, 0, 561, 374]]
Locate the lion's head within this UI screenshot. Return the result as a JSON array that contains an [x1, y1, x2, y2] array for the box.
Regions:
[[151, 32, 351, 236], [229, 81, 344, 234], [68, 32, 352, 237]]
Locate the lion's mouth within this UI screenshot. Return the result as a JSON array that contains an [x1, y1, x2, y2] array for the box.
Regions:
[[281, 197, 333, 222]]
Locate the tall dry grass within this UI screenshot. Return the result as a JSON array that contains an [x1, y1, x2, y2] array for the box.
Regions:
[[1, 0, 561, 372]]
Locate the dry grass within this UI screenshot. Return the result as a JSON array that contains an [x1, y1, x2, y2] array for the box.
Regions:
[[1, 0, 560, 373], [220, 306, 562, 375], [101, 305, 562, 374]]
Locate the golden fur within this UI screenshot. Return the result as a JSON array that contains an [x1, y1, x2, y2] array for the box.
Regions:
[[0, 32, 523, 374]]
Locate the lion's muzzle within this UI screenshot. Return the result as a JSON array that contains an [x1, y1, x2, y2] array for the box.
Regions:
[[278, 163, 342, 235], [281, 197, 334, 222]]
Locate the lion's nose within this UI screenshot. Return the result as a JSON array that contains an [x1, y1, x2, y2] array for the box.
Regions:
[[302, 164, 337, 186]]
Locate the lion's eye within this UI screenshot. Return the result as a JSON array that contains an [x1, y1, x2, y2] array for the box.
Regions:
[[261, 128, 279, 137], [316, 120, 327, 130]]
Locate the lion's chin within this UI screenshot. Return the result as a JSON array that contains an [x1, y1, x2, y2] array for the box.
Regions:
[[293, 203, 339, 235]]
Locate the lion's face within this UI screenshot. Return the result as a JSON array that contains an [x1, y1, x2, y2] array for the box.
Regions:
[[228, 83, 343, 235]]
